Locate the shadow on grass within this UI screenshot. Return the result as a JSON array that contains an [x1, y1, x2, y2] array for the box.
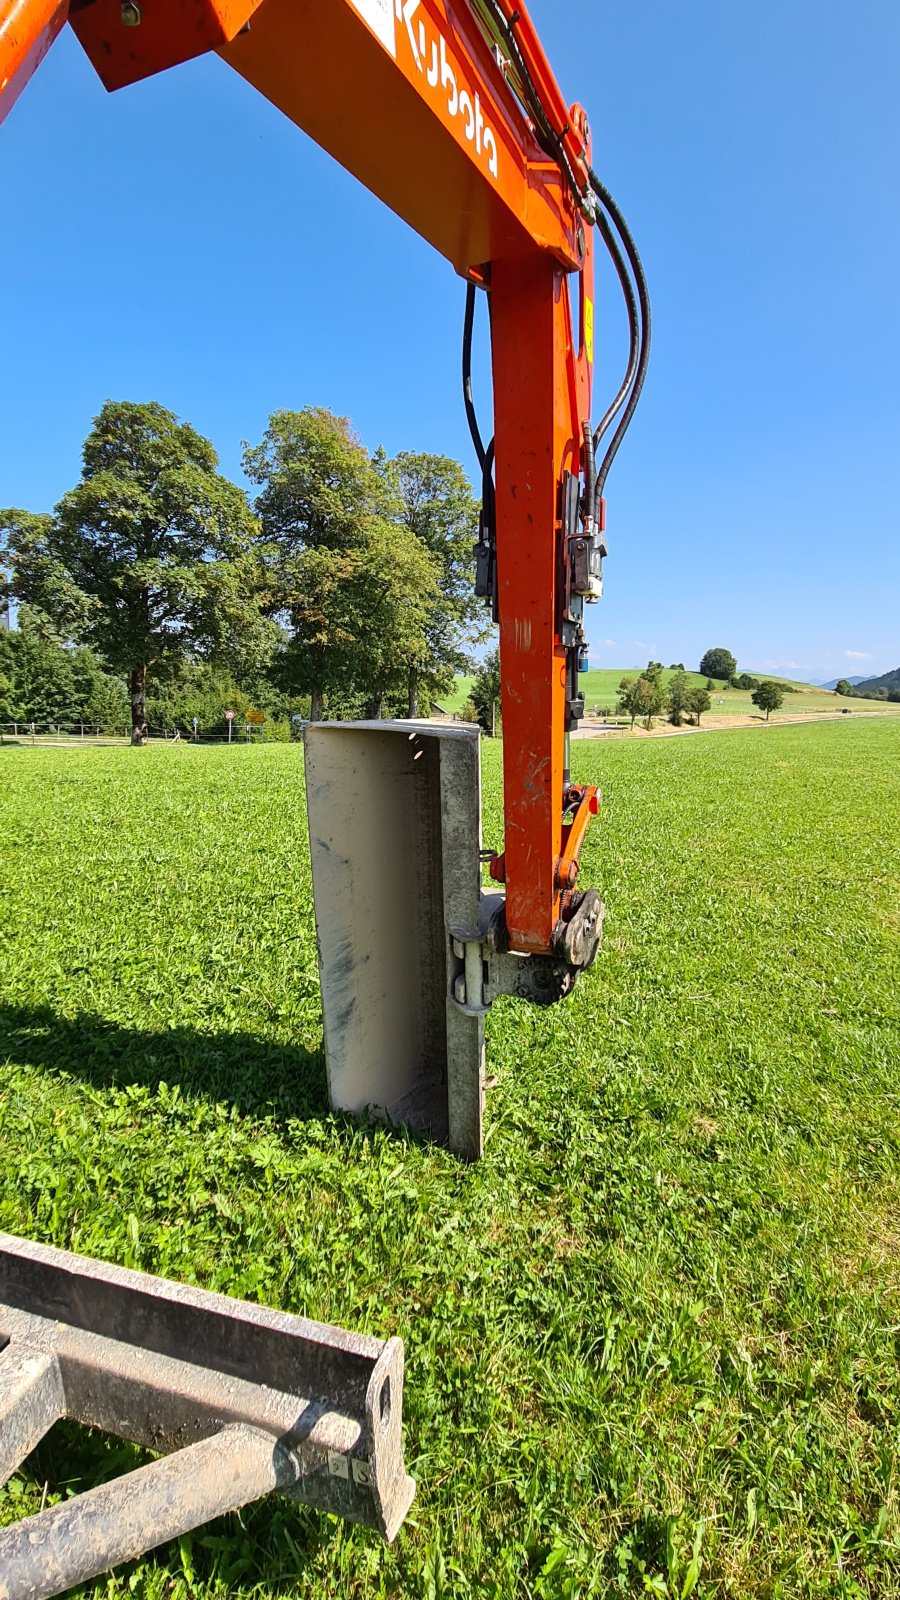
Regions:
[[0, 1003, 447, 1152], [0, 1002, 330, 1122]]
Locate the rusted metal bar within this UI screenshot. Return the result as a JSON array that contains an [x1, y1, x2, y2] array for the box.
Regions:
[[0, 1233, 414, 1597]]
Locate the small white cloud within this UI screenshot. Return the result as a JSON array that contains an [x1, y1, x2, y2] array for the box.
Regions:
[[600, 638, 616, 649], [843, 649, 873, 660]]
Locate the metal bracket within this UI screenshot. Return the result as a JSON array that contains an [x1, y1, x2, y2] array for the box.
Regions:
[[450, 889, 604, 1013], [0, 1233, 415, 1599]]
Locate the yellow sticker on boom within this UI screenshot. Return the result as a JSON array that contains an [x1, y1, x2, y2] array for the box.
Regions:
[[584, 297, 594, 363]]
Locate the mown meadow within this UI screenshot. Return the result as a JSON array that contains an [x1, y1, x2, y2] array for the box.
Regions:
[[576, 668, 900, 721], [1, 720, 899, 1597]]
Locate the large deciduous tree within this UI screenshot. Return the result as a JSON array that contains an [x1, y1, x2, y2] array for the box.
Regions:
[[244, 409, 438, 720], [699, 646, 737, 682], [2, 401, 269, 744], [381, 450, 484, 717], [751, 679, 784, 721]]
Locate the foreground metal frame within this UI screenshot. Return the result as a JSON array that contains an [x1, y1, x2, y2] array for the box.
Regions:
[[0, 1233, 414, 1599]]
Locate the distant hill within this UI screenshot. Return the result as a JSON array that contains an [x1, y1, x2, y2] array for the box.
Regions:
[[853, 667, 900, 697], [816, 675, 868, 690]]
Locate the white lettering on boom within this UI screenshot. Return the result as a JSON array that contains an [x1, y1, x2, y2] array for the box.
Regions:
[[396, 0, 499, 179]]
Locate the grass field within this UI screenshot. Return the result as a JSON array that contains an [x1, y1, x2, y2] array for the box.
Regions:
[[577, 668, 900, 721], [2, 722, 900, 1597], [437, 675, 476, 715]]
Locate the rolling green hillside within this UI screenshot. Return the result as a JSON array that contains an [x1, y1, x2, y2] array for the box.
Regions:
[[854, 666, 900, 697], [577, 668, 900, 718], [447, 666, 900, 721], [436, 674, 475, 714]]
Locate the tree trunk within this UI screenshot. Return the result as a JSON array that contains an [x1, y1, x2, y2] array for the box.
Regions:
[[407, 664, 419, 719], [367, 693, 384, 720], [310, 689, 324, 722], [130, 663, 148, 746]]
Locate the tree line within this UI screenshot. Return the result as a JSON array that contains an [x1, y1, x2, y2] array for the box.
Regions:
[[1, 401, 486, 742], [617, 653, 788, 730]]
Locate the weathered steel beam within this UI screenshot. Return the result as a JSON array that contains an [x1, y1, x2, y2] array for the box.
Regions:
[[0, 1344, 64, 1487], [0, 1424, 294, 1600], [0, 1233, 414, 1597]]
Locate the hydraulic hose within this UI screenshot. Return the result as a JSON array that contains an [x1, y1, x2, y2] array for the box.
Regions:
[[463, 281, 487, 470], [592, 206, 640, 451], [589, 170, 652, 498]]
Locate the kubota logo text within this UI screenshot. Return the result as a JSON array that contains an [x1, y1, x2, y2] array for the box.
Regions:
[[395, 0, 499, 179]]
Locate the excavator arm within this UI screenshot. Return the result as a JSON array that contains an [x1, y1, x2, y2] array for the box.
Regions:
[[0, 11, 650, 1585], [1, 0, 648, 966]]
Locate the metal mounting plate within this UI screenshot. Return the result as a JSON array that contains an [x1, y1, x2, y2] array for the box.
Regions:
[[304, 721, 485, 1160]]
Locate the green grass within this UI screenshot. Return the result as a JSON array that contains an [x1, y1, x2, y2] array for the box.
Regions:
[[436, 674, 476, 715], [2, 722, 900, 1597], [576, 668, 900, 720]]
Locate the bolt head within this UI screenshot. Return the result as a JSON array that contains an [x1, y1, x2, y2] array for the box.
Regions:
[[121, 0, 141, 24]]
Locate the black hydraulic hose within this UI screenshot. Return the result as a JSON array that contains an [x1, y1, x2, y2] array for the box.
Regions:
[[592, 206, 640, 450], [589, 169, 652, 498], [463, 282, 487, 470], [476, 0, 592, 217], [581, 421, 595, 523], [482, 436, 496, 530]]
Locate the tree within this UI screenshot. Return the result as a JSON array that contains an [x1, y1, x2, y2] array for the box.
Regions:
[[751, 679, 784, 720], [686, 685, 711, 725], [667, 667, 690, 726], [470, 649, 502, 734], [0, 607, 128, 728], [834, 678, 853, 697], [699, 647, 737, 681], [381, 451, 484, 717], [3, 402, 268, 744], [244, 409, 437, 720], [706, 677, 715, 691], [638, 674, 665, 729], [617, 675, 643, 730], [0, 606, 77, 723], [619, 671, 663, 730]]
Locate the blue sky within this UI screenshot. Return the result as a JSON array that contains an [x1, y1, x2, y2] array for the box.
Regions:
[[3, 0, 898, 680]]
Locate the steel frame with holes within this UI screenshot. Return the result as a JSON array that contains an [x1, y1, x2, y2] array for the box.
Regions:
[[0, 1233, 414, 1596]]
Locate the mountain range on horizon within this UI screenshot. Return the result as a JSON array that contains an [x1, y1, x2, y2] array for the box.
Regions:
[[851, 666, 900, 696], [810, 674, 869, 690]]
